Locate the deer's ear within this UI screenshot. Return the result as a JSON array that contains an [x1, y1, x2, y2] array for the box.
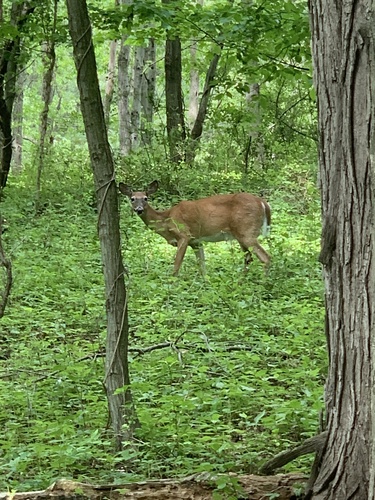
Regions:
[[119, 182, 132, 197], [147, 180, 159, 195]]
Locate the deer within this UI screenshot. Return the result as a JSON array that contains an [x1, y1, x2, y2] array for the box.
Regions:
[[119, 180, 271, 277]]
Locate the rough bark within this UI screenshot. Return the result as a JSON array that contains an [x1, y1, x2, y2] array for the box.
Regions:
[[0, 474, 307, 500], [308, 1, 375, 499], [66, 0, 135, 451]]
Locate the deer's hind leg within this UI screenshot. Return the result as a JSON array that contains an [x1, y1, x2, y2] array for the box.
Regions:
[[238, 237, 270, 273], [191, 244, 206, 276]]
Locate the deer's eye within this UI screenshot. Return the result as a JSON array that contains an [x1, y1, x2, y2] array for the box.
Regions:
[[144, 197, 148, 202], [131, 197, 135, 202]]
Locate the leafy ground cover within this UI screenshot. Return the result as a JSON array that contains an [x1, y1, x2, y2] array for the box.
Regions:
[[0, 162, 326, 492]]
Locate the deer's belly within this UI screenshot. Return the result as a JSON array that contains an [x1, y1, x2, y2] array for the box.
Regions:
[[193, 231, 235, 244]]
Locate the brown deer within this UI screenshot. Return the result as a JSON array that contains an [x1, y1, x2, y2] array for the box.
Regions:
[[119, 180, 271, 276]]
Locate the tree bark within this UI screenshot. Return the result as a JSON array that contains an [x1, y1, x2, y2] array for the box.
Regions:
[[104, 39, 118, 126], [66, 0, 136, 451], [130, 46, 145, 149], [11, 66, 26, 173], [308, 1, 375, 498], [164, 35, 186, 163], [117, 0, 133, 156], [0, 1, 34, 189], [187, 48, 221, 162], [140, 38, 156, 145], [35, 0, 58, 213], [188, 39, 199, 127]]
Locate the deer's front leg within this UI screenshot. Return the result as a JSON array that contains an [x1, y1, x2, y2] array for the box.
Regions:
[[173, 238, 189, 276]]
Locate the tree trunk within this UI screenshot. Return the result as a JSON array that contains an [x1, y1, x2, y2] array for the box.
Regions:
[[188, 39, 199, 128], [118, 41, 132, 155], [104, 39, 117, 126], [141, 38, 156, 145], [164, 35, 186, 163], [11, 66, 26, 173], [307, 1, 375, 498], [187, 49, 221, 162], [0, 2, 34, 189], [130, 46, 145, 149], [117, 0, 133, 156], [244, 83, 264, 173], [66, 0, 136, 451], [35, 0, 57, 213]]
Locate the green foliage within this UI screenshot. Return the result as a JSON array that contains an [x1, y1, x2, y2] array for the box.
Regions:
[[0, 0, 325, 492], [0, 159, 325, 491]]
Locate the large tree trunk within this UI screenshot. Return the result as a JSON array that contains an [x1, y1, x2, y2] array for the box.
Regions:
[[66, 0, 136, 451], [307, 1, 375, 498]]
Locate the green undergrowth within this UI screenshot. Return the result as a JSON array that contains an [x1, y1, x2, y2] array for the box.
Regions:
[[0, 165, 326, 491]]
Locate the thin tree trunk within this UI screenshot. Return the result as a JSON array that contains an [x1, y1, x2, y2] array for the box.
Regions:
[[187, 49, 221, 162], [141, 38, 156, 145], [118, 42, 132, 155], [104, 39, 117, 126], [35, 0, 57, 213], [307, 1, 375, 498], [66, 0, 136, 451], [188, 41, 199, 128], [188, 0, 203, 128], [130, 46, 144, 149], [244, 83, 264, 173], [118, 0, 133, 156], [11, 66, 26, 173]]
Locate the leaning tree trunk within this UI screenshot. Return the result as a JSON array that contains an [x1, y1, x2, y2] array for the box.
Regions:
[[66, 0, 136, 451], [187, 48, 221, 163], [307, 1, 375, 499]]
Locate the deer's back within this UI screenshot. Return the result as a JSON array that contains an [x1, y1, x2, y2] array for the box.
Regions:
[[169, 192, 267, 239]]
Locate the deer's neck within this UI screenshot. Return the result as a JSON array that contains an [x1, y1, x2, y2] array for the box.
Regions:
[[140, 205, 171, 227]]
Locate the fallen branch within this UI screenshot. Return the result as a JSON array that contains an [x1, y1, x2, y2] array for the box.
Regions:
[[0, 473, 307, 499], [260, 431, 328, 475]]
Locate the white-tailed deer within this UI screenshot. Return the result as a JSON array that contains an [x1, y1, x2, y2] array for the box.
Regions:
[[119, 180, 271, 276]]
